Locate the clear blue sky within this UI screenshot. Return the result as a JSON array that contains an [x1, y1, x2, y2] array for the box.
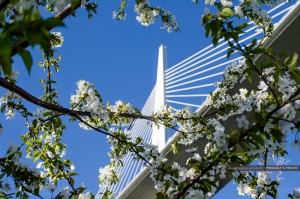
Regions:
[[0, 1, 299, 198]]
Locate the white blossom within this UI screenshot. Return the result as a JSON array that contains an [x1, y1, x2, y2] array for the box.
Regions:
[[98, 165, 120, 188], [234, 6, 243, 17], [236, 115, 249, 129], [78, 192, 92, 199], [51, 32, 64, 48], [292, 187, 300, 199], [5, 109, 15, 119], [220, 0, 232, 7], [60, 187, 69, 199], [46, 183, 56, 192]]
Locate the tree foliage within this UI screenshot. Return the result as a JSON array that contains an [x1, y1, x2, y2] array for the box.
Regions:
[[0, 0, 299, 199]]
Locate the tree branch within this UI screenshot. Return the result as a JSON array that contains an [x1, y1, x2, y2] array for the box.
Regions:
[[54, 1, 81, 21], [172, 87, 300, 199], [0, 77, 88, 116]]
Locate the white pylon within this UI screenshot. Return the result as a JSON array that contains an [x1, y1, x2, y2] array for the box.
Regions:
[[152, 45, 167, 152]]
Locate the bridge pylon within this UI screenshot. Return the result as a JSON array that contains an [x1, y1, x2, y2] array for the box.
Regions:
[[152, 45, 167, 152]]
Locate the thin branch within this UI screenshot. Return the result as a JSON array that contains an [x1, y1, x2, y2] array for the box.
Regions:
[[0, 75, 197, 136], [54, 1, 81, 21], [74, 115, 115, 138], [270, 116, 299, 127], [40, 113, 66, 123], [232, 34, 280, 106]]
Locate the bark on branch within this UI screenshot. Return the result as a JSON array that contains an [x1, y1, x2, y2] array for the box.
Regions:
[[0, 77, 88, 117]]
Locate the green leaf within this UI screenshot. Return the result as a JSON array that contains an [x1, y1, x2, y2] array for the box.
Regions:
[[204, 23, 211, 37], [69, 177, 74, 187], [16, 191, 21, 197], [155, 192, 169, 199], [202, 14, 214, 25], [0, 59, 12, 76], [1, 105, 6, 113], [288, 52, 298, 68], [43, 17, 65, 29], [250, 133, 265, 146], [210, 20, 221, 37], [0, 34, 12, 76], [246, 69, 252, 83], [187, 158, 199, 165], [212, 37, 218, 46], [227, 49, 234, 58], [221, 8, 234, 18], [239, 23, 249, 29], [19, 49, 33, 74], [0, 12, 4, 25], [136, 137, 142, 144], [289, 67, 300, 84], [71, 0, 81, 10], [170, 142, 178, 154], [270, 129, 282, 143], [0, 173, 5, 180]]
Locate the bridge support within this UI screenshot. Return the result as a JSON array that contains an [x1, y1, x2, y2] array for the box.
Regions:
[[152, 45, 167, 152]]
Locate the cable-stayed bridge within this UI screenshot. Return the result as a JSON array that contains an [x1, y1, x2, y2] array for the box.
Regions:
[[97, 1, 300, 198]]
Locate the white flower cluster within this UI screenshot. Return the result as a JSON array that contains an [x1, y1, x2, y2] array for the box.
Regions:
[[292, 188, 300, 199], [60, 186, 69, 199], [14, 0, 37, 12], [46, 0, 73, 12], [71, 80, 139, 130], [205, 0, 216, 6], [237, 182, 257, 198], [2, 144, 48, 194], [253, 8, 272, 31], [208, 118, 229, 154], [185, 179, 217, 198], [50, 32, 64, 48], [237, 171, 274, 199], [78, 191, 93, 199], [0, 92, 22, 120], [234, 5, 243, 17], [134, 1, 159, 26], [220, 0, 232, 7], [98, 165, 120, 188], [236, 115, 249, 129], [112, 10, 126, 20], [161, 14, 179, 33], [134, 0, 178, 32], [71, 80, 109, 128], [0, 71, 22, 119]]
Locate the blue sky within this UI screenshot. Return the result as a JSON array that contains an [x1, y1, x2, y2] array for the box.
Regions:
[[0, 0, 299, 198]]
